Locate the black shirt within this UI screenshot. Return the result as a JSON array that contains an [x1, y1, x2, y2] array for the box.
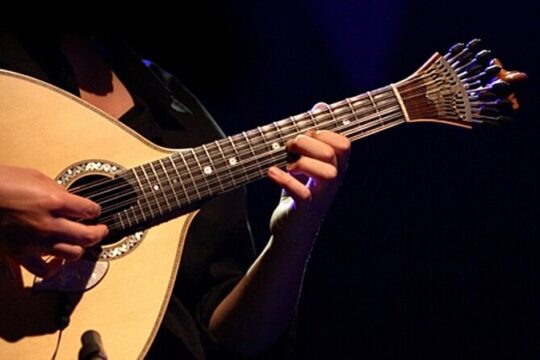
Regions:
[[0, 29, 265, 359]]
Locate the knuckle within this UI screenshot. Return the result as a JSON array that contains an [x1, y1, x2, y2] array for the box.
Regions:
[[336, 137, 352, 152], [36, 217, 56, 234], [66, 247, 84, 261], [40, 193, 64, 211], [31, 169, 47, 180], [322, 148, 335, 163], [327, 167, 338, 180], [298, 188, 312, 202], [291, 135, 302, 148], [82, 231, 101, 245], [284, 174, 296, 188]]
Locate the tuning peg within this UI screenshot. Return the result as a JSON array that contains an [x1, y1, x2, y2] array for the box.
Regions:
[[476, 91, 497, 101], [479, 106, 499, 117], [494, 99, 513, 113], [487, 79, 511, 94], [496, 115, 514, 124], [466, 63, 484, 76], [474, 49, 491, 63], [460, 64, 501, 83], [477, 114, 514, 126], [483, 64, 502, 78], [466, 38, 482, 50], [445, 42, 465, 59]]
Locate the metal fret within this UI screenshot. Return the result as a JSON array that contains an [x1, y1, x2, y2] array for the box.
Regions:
[[367, 90, 385, 129], [140, 164, 163, 216], [130, 168, 151, 221], [149, 161, 172, 212], [289, 116, 301, 134], [178, 151, 202, 201], [159, 158, 181, 208], [242, 131, 265, 177], [257, 126, 278, 165], [128, 206, 139, 227], [117, 212, 126, 230], [122, 209, 132, 228], [214, 140, 237, 188], [202, 144, 224, 192], [227, 136, 249, 183], [273, 121, 286, 143], [134, 199, 147, 223], [345, 97, 361, 135], [167, 154, 192, 203], [190, 148, 212, 196], [306, 110, 319, 129]]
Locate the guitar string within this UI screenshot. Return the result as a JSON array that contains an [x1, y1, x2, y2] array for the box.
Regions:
[[98, 108, 406, 228], [94, 103, 401, 209], [75, 79, 448, 221], [70, 73, 440, 204], [69, 66, 450, 198], [69, 88, 393, 198], [96, 108, 405, 223], [76, 69, 471, 226], [106, 56, 475, 225], [81, 83, 450, 224], [97, 110, 403, 222], [68, 66, 445, 196], [102, 116, 409, 232], [81, 74, 448, 207]]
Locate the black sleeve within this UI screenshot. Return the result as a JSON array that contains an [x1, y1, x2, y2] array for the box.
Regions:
[[143, 60, 295, 359]]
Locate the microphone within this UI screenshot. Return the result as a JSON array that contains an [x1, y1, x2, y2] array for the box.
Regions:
[[78, 330, 108, 360]]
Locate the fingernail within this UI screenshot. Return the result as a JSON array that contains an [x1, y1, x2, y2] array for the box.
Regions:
[[268, 167, 279, 177], [90, 204, 102, 218]]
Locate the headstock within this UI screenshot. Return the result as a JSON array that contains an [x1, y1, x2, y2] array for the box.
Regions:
[[396, 39, 527, 128]]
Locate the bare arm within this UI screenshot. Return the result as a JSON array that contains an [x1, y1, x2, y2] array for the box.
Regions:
[[209, 115, 351, 356], [0, 164, 108, 278]]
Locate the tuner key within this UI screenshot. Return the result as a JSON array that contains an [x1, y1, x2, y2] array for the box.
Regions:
[[488, 79, 510, 93], [478, 91, 497, 101], [448, 42, 465, 55], [466, 38, 482, 50], [497, 115, 514, 123], [474, 49, 491, 63], [466, 63, 483, 76], [483, 64, 502, 77]]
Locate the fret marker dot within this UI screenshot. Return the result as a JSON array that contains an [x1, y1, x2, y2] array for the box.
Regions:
[[229, 158, 237, 166], [272, 142, 280, 150], [342, 120, 351, 125], [204, 166, 213, 175], [153, 185, 160, 191]]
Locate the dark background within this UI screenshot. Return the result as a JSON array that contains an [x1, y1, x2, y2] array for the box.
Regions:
[[124, 0, 539, 358]]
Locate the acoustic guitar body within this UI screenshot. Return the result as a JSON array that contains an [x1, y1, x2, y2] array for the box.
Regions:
[[0, 70, 194, 359]]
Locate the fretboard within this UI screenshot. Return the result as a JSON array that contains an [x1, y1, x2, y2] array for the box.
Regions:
[[96, 84, 408, 234]]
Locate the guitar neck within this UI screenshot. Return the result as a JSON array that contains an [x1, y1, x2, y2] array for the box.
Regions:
[[96, 84, 408, 235]]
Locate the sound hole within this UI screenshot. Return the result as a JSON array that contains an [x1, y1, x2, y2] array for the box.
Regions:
[[68, 174, 138, 246]]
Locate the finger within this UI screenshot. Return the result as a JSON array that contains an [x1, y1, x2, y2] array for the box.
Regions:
[[312, 102, 330, 112], [51, 191, 102, 220], [49, 242, 85, 261], [287, 157, 337, 184], [48, 219, 108, 247], [15, 255, 63, 278], [309, 130, 351, 168], [28, 239, 85, 261], [287, 135, 337, 167], [268, 167, 311, 206]]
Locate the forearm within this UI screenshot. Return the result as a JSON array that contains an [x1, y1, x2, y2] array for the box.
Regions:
[[209, 234, 314, 357]]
